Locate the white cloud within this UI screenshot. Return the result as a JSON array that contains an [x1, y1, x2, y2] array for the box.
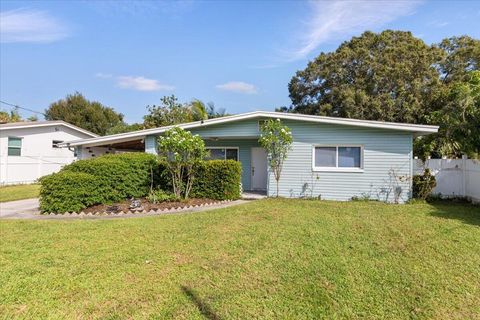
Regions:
[[94, 72, 113, 79], [0, 9, 69, 43], [117, 76, 175, 91], [96, 73, 175, 91], [216, 81, 258, 94], [287, 0, 422, 61]]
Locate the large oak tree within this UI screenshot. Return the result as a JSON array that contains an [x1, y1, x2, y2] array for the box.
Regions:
[[288, 31, 480, 158], [45, 92, 124, 136], [288, 30, 442, 123]]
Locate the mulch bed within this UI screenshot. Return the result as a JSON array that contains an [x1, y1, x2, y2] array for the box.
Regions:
[[83, 198, 217, 214]]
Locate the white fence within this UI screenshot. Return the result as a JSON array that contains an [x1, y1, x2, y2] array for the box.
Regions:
[[413, 157, 480, 203]]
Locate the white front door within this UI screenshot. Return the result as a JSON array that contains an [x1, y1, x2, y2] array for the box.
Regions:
[[251, 147, 268, 190]]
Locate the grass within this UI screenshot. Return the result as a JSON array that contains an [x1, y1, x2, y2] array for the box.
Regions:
[[0, 184, 40, 202], [0, 199, 479, 319]]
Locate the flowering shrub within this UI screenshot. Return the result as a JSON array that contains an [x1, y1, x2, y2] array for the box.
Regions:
[[258, 119, 293, 197], [412, 168, 437, 200], [157, 127, 207, 199]]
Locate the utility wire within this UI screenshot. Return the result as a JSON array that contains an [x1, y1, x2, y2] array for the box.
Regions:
[[0, 99, 49, 119]]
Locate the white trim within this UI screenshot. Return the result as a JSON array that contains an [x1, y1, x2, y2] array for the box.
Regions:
[[60, 111, 439, 148], [7, 136, 23, 157], [0, 121, 98, 138], [312, 145, 364, 173], [205, 147, 239, 161]]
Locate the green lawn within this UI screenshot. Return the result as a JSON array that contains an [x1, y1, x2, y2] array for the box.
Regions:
[[1, 199, 479, 319], [0, 184, 40, 202]]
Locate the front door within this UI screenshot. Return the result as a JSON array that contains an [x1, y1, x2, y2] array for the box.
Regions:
[[251, 147, 268, 190]]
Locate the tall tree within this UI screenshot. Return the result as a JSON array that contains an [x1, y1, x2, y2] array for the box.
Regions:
[[143, 96, 227, 128], [415, 71, 480, 159], [436, 36, 480, 84], [288, 30, 442, 123], [45, 92, 123, 136], [143, 95, 193, 128], [106, 122, 144, 135]]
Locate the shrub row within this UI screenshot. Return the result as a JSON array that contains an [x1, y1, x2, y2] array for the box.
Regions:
[[40, 154, 242, 213], [40, 153, 160, 213], [191, 160, 242, 200]]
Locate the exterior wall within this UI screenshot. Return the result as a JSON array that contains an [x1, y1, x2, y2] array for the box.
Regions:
[[203, 139, 260, 191], [272, 120, 413, 203], [76, 146, 112, 160], [146, 118, 413, 202], [0, 125, 93, 185]]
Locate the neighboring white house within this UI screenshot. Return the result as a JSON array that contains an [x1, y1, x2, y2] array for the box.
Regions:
[[0, 121, 97, 185]]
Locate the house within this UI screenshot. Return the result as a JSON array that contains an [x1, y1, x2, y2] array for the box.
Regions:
[[61, 112, 438, 203], [0, 121, 97, 185]]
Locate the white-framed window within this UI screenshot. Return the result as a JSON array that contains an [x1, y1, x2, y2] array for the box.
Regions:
[[205, 147, 239, 161], [312, 145, 363, 172], [8, 137, 22, 156]]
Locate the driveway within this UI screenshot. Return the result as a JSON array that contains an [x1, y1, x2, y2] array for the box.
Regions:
[[0, 198, 40, 219]]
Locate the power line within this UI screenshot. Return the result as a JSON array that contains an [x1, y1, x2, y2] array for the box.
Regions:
[[0, 100, 48, 118]]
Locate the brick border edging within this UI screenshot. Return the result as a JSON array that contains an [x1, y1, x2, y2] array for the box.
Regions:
[[44, 200, 233, 216]]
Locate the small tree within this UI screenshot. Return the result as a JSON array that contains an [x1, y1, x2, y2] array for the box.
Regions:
[[259, 119, 293, 197], [157, 127, 207, 199]]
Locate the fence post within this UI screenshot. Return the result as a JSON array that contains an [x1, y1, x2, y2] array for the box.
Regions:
[[462, 154, 467, 197]]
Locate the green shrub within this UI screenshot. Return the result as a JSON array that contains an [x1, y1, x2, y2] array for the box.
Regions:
[[147, 188, 178, 203], [62, 153, 159, 202], [39, 172, 104, 213], [191, 160, 242, 200], [412, 169, 437, 200], [39, 154, 241, 213]]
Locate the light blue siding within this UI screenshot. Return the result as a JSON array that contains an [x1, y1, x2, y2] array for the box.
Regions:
[[145, 118, 413, 202], [271, 119, 413, 203]]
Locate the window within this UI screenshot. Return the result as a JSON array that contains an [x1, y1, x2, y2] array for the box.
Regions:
[[52, 140, 63, 148], [206, 147, 239, 161], [313, 146, 362, 171], [8, 137, 22, 156]]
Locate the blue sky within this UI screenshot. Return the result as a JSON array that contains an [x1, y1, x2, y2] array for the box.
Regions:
[[1, 1, 479, 123]]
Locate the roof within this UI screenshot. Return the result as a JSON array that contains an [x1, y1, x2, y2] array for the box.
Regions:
[[0, 120, 98, 138], [61, 111, 439, 147]]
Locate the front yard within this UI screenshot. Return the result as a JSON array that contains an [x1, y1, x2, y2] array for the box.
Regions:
[[0, 184, 40, 203], [1, 199, 479, 319]]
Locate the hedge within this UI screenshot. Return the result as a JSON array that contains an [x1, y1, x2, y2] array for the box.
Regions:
[[62, 153, 160, 201], [39, 154, 242, 213], [39, 172, 104, 213], [40, 153, 160, 213], [191, 160, 242, 200]]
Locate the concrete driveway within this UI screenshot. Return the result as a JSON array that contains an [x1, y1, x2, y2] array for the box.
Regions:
[[0, 198, 40, 219]]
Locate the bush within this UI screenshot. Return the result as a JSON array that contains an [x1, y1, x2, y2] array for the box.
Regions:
[[39, 154, 242, 213], [62, 153, 159, 202], [147, 188, 178, 203], [191, 160, 242, 200], [412, 169, 437, 200], [39, 172, 104, 213]]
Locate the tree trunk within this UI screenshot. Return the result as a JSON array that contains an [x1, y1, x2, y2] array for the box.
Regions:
[[276, 178, 279, 197]]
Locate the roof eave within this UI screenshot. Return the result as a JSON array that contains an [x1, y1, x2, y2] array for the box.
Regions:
[[60, 111, 439, 147]]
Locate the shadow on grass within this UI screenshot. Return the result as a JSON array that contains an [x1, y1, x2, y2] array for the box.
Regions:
[[181, 285, 221, 320], [427, 200, 480, 227]]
